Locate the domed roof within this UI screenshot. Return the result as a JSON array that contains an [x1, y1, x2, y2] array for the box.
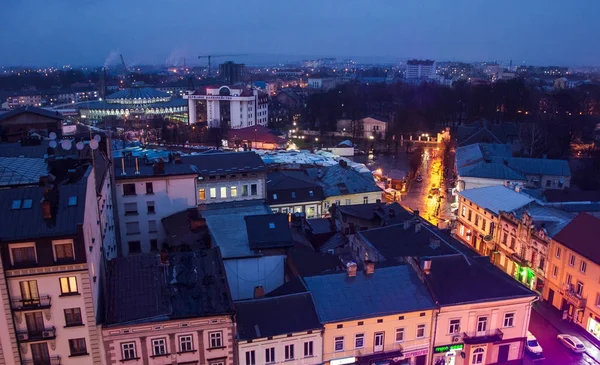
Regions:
[[106, 87, 170, 102]]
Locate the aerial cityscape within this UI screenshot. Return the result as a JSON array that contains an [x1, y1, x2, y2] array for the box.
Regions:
[[1, 1, 600, 365]]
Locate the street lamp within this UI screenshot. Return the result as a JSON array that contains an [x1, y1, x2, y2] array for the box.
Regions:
[[315, 137, 319, 142], [369, 135, 374, 140]]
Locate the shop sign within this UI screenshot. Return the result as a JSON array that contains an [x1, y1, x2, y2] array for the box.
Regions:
[[331, 357, 357, 365], [403, 348, 429, 358], [433, 344, 464, 353]]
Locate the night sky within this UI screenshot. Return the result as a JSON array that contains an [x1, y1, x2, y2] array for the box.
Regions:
[[1, 0, 599, 66]]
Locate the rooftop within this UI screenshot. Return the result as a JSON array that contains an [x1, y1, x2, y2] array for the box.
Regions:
[[245, 213, 294, 250], [459, 185, 534, 214], [508, 204, 574, 238], [105, 87, 170, 102], [267, 170, 324, 205], [336, 202, 413, 224], [113, 157, 198, 180], [489, 156, 571, 177], [304, 265, 435, 323], [181, 152, 265, 177], [424, 256, 537, 306], [79, 98, 187, 110], [305, 218, 336, 235], [235, 293, 321, 341], [0, 105, 63, 122], [105, 248, 233, 325], [0, 157, 48, 187], [316, 163, 382, 197], [552, 213, 600, 266], [288, 244, 343, 277]]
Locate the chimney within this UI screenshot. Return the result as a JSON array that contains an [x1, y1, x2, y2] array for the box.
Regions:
[[413, 210, 419, 217], [364, 260, 375, 275], [41, 200, 52, 219], [159, 250, 169, 265], [346, 262, 357, 277], [254, 286, 265, 299], [422, 259, 432, 274], [415, 221, 422, 233]]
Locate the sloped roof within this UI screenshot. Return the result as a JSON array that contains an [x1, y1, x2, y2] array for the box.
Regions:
[[235, 293, 321, 340], [267, 171, 324, 204], [320, 164, 382, 197], [182, 152, 265, 177], [0, 157, 48, 187], [337, 202, 413, 223], [490, 156, 571, 177], [459, 185, 534, 214], [245, 213, 293, 250], [0, 105, 63, 121], [460, 162, 527, 181], [552, 213, 600, 266], [288, 244, 343, 277], [319, 233, 348, 253]]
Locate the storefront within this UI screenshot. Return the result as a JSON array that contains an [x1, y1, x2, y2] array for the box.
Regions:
[[432, 344, 464, 365], [586, 313, 600, 341]]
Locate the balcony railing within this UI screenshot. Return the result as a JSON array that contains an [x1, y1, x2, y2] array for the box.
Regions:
[[564, 290, 587, 308], [16, 327, 56, 343], [11, 295, 51, 311], [21, 356, 61, 365], [463, 328, 503, 344]]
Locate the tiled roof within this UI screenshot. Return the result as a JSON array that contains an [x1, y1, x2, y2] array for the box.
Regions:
[[319, 164, 382, 197], [425, 256, 536, 305], [245, 213, 294, 250], [459, 185, 534, 214], [105, 87, 170, 101], [304, 265, 435, 323], [235, 293, 321, 340], [181, 152, 265, 177], [552, 213, 600, 266], [0, 105, 63, 121], [105, 248, 233, 325], [0, 157, 48, 187]]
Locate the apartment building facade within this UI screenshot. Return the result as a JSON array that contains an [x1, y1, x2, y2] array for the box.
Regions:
[[544, 213, 600, 342]]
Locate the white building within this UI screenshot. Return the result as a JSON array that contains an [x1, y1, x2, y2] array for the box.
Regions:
[[114, 156, 198, 255], [235, 293, 323, 365], [337, 117, 387, 139], [184, 85, 268, 129], [405, 60, 436, 80], [307, 76, 339, 91]]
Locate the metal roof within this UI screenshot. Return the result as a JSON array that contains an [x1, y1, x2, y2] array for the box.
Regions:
[[459, 185, 534, 214], [245, 213, 294, 250], [0, 157, 48, 187], [79, 98, 186, 110], [489, 156, 571, 177], [304, 265, 435, 323], [105, 87, 170, 101], [181, 152, 266, 177], [0, 105, 63, 121]]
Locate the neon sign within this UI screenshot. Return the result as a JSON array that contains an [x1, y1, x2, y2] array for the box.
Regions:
[[433, 344, 464, 353]]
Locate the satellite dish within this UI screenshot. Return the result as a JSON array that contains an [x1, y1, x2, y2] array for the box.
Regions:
[[49, 140, 57, 148], [61, 140, 72, 150], [89, 139, 99, 150], [93, 134, 102, 142], [49, 132, 57, 140], [76, 141, 85, 150]]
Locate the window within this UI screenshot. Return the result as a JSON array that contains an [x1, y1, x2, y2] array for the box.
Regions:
[[284, 344, 294, 360], [68, 196, 77, 206], [146, 182, 153, 194], [556, 246, 561, 258], [147, 201, 155, 213], [510, 236, 516, 249], [209, 188, 217, 199], [309, 190, 314, 197], [474, 215, 479, 226], [596, 293, 600, 308], [334, 336, 344, 352], [581, 261, 587, 274], [461, 206, 466, 217], [123, 183, 136, 195], [150, 239, 158, 251], [449, 319, 460, 334], [273, 193, 278, 200], [566, 273, 572, 285], [64, 308, 82, 326], [69, 338, 87, 356], [199, 188, 206, 200], [251, 184, 258, 196], [472, 348, 484, 364], [128, 241, 141, 253], [124, 202, 137, 215], [291, 192, 297, 199], [60, 276, 78, 295], [219, 186, 227, 199], [209, 331, 222, 348], [126, 222, 140, 235], [546, 180, 551, 188], [467, 210, 472, 221], [481, 219, 486, 231], [576, 281, 584, 296], [304, 341, 313, 357], [242, 185, 249, 196], [477, 317, 487, 332], [12, 199, 22, 209], [355, 333, 365, 348], [265, 347, 275, 363], [22, 199, 33, 209], [19, 280, 39, 303], [53, 241, 75, 262], [503, 313, 515, 328], [395, 328, 405, 342], [552, 265, 558, 278], [335, 200, 341, 206], [121, 342, 137, 360], [245, 350, 256, 365], [10, 243, 37, 265], [539, 257, 545, 271], [363, 196, 369, 204], [146, 221, 157, 234], [459, 225, 465, 236], [179, 335, 193, 352], [416, 324, 426, 338], [569, 254, 575, 267], [229, 186, 238, 198], [152, 338, 167, 356]]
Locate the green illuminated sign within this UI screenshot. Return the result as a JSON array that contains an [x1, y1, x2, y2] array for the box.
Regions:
[[434, 344, 464, 353]]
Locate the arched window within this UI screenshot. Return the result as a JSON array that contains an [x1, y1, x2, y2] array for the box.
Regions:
[[472, 348, 484, 364]]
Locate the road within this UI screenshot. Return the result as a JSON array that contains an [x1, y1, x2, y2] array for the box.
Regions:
[[526, 310, 599, 365]]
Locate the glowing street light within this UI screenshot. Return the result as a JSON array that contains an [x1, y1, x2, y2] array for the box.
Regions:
[[369, 135, 374, 140]]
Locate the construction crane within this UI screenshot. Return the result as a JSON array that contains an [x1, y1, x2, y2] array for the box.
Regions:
[[198, 54, 247, 76], [119, 54, 128, 87]]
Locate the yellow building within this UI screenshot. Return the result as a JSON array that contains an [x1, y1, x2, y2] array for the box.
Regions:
[[304, 263, 435, 365], [544, 213, 600, 341]]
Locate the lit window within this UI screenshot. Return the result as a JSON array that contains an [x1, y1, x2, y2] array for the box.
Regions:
[[503, 313, 515, 328], [199, 189, 206, 200], [231, 186, 238, 198], [220, 187, 227, 199], [60, 276, 78, 295], [273, 194, 278, 200], [53, 240, 75, 262], [210, 188, 217, 199]]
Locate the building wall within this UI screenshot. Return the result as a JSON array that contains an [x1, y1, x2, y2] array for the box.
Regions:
[[458, 176, 518, 192], [102, 315, 235, 365], [237, 331, 323, 365], [115, 175, 197, 255], [270, 201, 321, 218], [432, 298, 533, 365], [224, 255, 285, 301], [323, 192, 383, 217], [455, 196, 498, 256], [0, 113, 61, 141], [197, 175, 265, 205], [0, 252, 19, 365], [322, 310, 433, 365]]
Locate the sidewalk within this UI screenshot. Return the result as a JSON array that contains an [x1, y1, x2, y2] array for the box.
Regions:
[[534, 301, 600, 362]]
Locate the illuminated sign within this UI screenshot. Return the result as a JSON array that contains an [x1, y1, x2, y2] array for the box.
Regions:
[[433, 344, 464, 353], [186, 95, 255, 101], [331, 357, 356, 365]]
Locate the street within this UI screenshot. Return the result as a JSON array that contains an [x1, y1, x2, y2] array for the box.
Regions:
[[526, 310, 599, 365]]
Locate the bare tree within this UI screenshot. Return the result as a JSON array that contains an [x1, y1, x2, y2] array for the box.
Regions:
[[519, 122, 547, 157]]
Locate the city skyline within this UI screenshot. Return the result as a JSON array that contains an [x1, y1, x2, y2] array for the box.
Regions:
[[1, 0, 600, 67]]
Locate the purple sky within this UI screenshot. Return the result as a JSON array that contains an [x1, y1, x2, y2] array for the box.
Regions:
[[1, 0, 599, 67]]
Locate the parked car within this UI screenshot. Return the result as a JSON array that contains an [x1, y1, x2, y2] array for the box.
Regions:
[[557, 334, 586, 353], [525, 331, 543, 356]]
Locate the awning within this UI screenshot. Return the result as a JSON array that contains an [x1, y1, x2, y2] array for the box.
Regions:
[[358, 349, 403, 364]]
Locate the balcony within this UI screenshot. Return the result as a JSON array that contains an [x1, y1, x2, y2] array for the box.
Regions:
[[564, 290, 587, 309], [11, 296, 51, 311], [22, 356, 61, 365], [16, 327, 56, 343], [463, 329, 503, 344]]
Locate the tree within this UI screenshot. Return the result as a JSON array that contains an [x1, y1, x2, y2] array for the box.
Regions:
[[518, 122, 547, 157]]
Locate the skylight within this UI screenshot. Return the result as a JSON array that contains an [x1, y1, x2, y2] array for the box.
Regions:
[[68, 196, 78, 206], [11, 200, 21, 209], [268, 222, 275, 229], [22, 199, 33, 209]]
